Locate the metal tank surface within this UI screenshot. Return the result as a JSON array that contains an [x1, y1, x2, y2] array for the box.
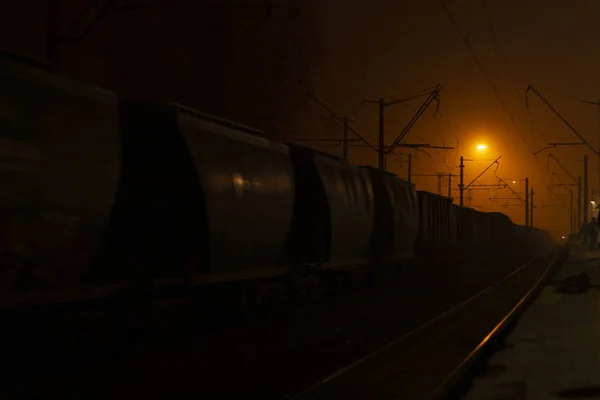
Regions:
[[368, 168, 418, 262], [288, 144, 374, 268], [487, 212, 513, 246], [416, 191, 457, 251], [471, 209, 492, 245], [174, 104, 295, 277], [452, 205, 493, 248], [454, 205, 473, 246], [0, 53, 120, 303], [514, 225, 534, 251]]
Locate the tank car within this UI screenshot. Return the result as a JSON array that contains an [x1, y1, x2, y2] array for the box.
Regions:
[[0, 52, 121, 308], [454, 204, 473, 248], [367, 168, 418, 264], [487, 212, 514, 252], [287, 144, 374, 269], [0, 51, 558, 317], [416, 191, 457, 255], [107, 101, 296, 291]]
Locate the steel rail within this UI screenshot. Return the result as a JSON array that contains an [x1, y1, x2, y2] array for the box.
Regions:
[[427, 248, 564, 399], [289, 253, 552, 400]]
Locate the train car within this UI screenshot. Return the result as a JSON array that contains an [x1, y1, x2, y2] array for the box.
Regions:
[[416, 191, 457, 253], [454, 204, 473, 247], [287, 144, 375, 269], [529, 227, 557, 256], [108, 101, 296, 289], [0, 51, 122, 307], [514, 225, 531, 251], [453, 205, 492, 248], [487, 212, 514, 250], [514, 224, 547, 257], [368, 168, 418, 263], [471, 209, 492, 246]]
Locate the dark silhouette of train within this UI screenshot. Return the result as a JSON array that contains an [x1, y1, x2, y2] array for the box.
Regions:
[[0, 52, 556, 314]]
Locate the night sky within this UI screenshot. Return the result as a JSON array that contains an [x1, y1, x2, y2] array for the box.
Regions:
[[2, 0, 599, 235]]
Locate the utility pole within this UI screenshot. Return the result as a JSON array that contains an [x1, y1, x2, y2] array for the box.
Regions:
[[547, 153, 583, 229], [364, 85, 443, 171], [47, 0, 62, 67], [570, 190, 574, 233], [584, 155, 589, 223], [459, 156, 464, 206], [578, 176, 582, 229], [547, 182, 577, 233], [408, 153, 412, 183], [461, 156, 502, 207], [378, 98, 385, 169], [581, 99, 600, 193], [414, 173, 460, 195], [343, 117, 349, 160], [525, 177, 530, 227], [530, 188, 535, 227]]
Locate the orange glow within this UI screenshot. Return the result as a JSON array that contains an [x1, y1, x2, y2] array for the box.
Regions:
[[476, 144, 488, 150]]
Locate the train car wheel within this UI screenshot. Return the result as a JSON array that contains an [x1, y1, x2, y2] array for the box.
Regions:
[[256, 282, 287, 313]]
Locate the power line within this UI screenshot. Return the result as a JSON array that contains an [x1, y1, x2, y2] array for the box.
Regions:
[[439, 0, 555, 206], [479, 0, 542, 138], [480, 0, 523, 105], [302, 84, 377, 152], [475, 6, 558, 196], [438, 0, 533, 153], [286, 5, 452, 117]]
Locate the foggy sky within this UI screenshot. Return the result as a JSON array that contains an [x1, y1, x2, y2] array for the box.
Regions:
[[1, 0, 599, 234]]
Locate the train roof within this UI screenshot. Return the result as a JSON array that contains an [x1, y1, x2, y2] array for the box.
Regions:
[[286, 141, 352, 163], [172, 102, 288, 154], [0, 50, 116, 104], [416, 190, 453, 201], [0, 50, 54, 71]]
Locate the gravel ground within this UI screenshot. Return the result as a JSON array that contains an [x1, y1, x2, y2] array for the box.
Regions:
[[300, 254, 558, 400], [0, 248, 541, 400]]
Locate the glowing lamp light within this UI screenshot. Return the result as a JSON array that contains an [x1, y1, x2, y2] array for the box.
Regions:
[[476, 144, 488, 150], [592, 201, 596, 205], [512, 181, 516, 184], [562, 236, 566, 239]]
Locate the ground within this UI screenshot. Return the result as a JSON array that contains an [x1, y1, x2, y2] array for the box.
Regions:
[[463, 245, 600, 400]]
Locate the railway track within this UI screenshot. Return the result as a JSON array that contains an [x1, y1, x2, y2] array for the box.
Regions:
[[290, 248, 565, 400], [0, 249, 559, 399]]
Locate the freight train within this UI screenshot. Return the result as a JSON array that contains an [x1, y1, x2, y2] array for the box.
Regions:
[[0, 52, 556, 314]]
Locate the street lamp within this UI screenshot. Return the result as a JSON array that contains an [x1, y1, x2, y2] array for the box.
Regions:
[[476, 144, 488, 150]]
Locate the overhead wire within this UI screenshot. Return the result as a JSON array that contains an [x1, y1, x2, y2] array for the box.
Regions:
[[480, 0, 545, 140], [438, 0, 531, 151], [441, 0, 558, 208], [271, 2, 498, 184], [479, 0, 554, 198], [277, 5, 462, 177], [285, 4, 454, 145], [289, 7, 409, 99]]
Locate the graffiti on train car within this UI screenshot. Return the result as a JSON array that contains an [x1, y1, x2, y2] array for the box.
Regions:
[[0, 117, 42, 202], [0, 208, 95, 293], [0, 137, 40, 162], [0, 120, 93, 292]]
